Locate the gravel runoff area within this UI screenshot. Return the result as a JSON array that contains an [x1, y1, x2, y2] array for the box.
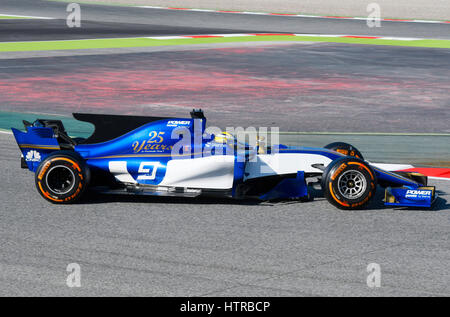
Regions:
[[77, 0, 450, 21]]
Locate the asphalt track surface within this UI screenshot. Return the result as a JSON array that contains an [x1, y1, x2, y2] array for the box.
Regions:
[[1, 0, 450, 297], [1, 132, 449, 296], [0, 18, 265, 42], [1, 0, 450, 41]]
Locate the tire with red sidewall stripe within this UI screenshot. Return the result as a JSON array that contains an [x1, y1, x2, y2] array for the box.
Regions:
[[35, 151, 89, 204], [322, 157, 377, 210]]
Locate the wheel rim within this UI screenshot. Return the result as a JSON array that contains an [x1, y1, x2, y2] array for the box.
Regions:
[[45, 165, 76, 195], [337, 170, 367, 200]]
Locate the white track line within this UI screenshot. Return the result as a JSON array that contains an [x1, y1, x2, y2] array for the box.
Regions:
[[145, 33, 434, 41], [429, 176, 450, 181], [0, 13, 54, 20], [0, 33, 437, 44], [135, 6, 450, 25], [371, 163, 415, 171]]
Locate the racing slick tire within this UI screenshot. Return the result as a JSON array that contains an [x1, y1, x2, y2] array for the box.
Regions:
[[35, 151, 90, 204], [322, 157, 377, 210], [324, 142, 364, 160]]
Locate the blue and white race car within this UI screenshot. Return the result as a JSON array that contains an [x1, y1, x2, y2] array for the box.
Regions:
[[12, 110, 436, 209]]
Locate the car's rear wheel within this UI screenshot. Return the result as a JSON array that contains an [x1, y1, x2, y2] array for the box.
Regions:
[[322, 157, 376, 210], [324, 142, 364, 160], [35, 152, 89, 204]]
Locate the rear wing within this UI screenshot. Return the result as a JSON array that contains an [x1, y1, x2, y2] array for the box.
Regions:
[[11, 126, 60, 172]]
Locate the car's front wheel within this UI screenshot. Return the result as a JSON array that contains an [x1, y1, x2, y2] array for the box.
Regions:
[[322, 157, 377, 210], [324, 142, 364, 160]]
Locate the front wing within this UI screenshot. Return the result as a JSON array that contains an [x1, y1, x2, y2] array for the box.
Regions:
[[385, 186, 437, 208]]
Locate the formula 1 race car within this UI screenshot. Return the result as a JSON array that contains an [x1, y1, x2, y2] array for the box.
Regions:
[[12, 110, 437, 209]]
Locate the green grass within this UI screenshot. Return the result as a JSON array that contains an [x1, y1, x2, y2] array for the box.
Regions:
[[1, 35, 450, 52], [0, 15, 33, 19]]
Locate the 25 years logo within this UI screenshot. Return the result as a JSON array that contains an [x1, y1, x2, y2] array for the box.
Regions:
[[132, 131, 173, 153]]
